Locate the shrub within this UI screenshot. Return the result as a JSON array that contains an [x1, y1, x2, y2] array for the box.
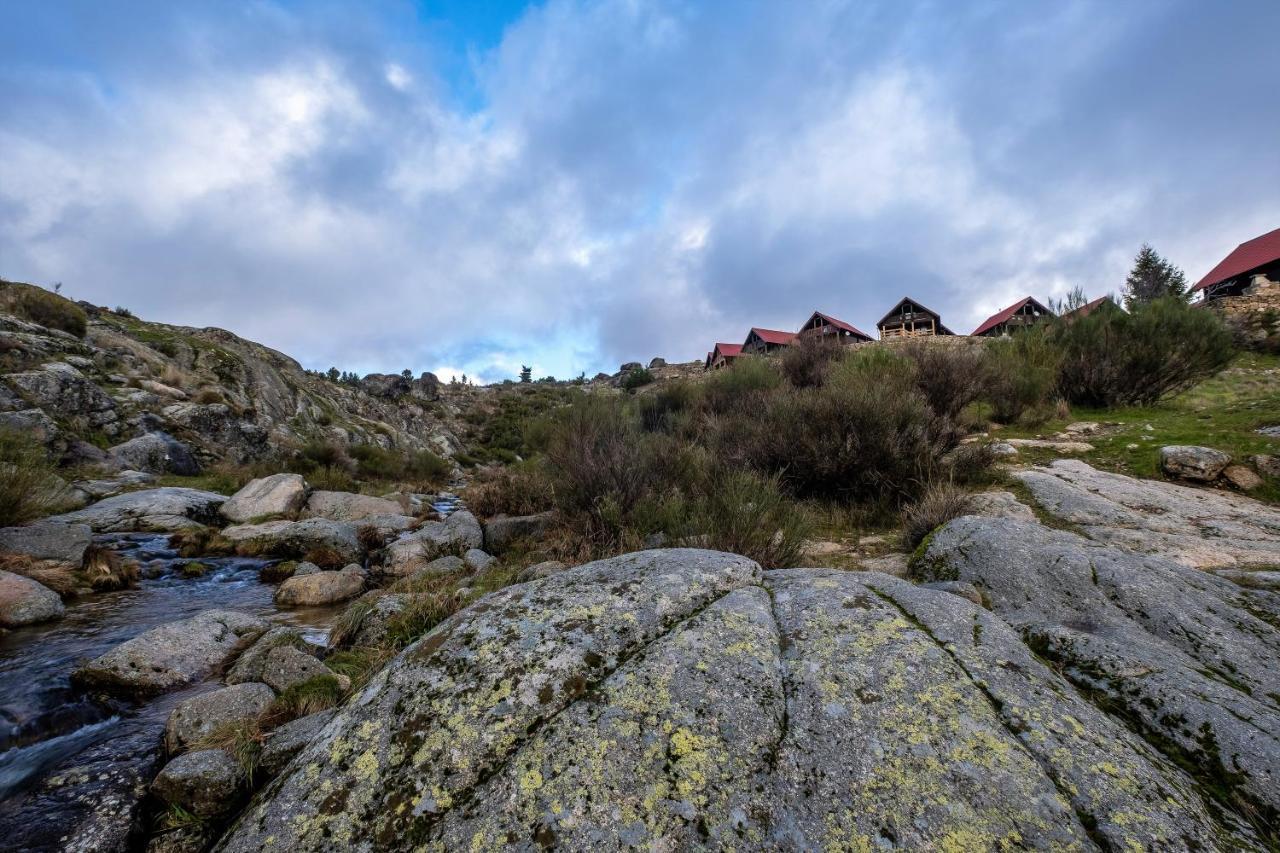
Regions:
[[190, 719, 264, 779], [900, 340, 987, 420], [299, 439, 350, 474], [677, 470, 811, 569], [327, 592, 382, 649], [265, 674, 344, 724], [0, 283, 88, 337], [702, 357, 782, 415], [1052, 297, 1235, 407], [0, 429, 59, 526], [983, 331, 1062, 423], [324, 646, 394, 690], [194, 388, 225, 405], [356, 524, 386, 553], [780, 337, 844, 389], [900, 483, 973, 550], [637, 381, 699, 432], [405, 449, 451, 486], [462, 461, 555, 518], [619, 367, 654, 391], [349, 444, 400, 480], [382, 585, 470, 649], [80, 544, 139, 590]]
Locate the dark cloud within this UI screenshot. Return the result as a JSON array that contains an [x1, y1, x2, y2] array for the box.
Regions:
[[1, 0, 1277, 380]]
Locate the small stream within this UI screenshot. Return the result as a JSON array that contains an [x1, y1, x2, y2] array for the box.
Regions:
[[0, 492, 465, 850]]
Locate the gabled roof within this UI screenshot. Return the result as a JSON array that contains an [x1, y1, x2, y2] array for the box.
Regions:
[[1064, 295, 1117, 319], [746, 328, 796, 346], [712, 342, 743, 359], [876, 297, 953, 334], [971, 296, 1052, 336], [1194, 227, 1280, 291], [805, 311, 872, 340]]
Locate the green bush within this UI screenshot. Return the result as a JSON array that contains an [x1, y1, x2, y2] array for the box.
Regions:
[[983, 331, 1062, 423], [1052, 297, 1235, 407], [406, 449, 452, 485], [676, 470, 811, 569], [0, 429, 59, 526], [462, 460, 555, 518], [702, 357, 782, 415], [0, 282, 87, 337], [620, 367, 655, 390], [780, 337, 844, 388], [900, 340, 987, 420]]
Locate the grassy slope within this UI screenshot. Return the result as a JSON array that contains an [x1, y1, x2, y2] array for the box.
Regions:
[[995, 352, 1280, 504]]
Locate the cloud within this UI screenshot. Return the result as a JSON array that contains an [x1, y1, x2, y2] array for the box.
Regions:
[[1, 0, 1278, 382]]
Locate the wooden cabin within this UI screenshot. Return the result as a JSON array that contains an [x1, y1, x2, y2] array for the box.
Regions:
[[1062, 295, 1120, 321], [742, 328, 796, 355], [706, 342, 743, 370], [797, 311, 873, 344], [876, 297, 954, 339], [1192, 226, 1280, 301], [971, 297, 1054, 338]]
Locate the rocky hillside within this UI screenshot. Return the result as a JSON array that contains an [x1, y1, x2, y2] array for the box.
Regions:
[[0, 280, 466, 473]]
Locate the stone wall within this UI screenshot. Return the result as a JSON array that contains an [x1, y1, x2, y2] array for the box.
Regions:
[[1205, 274, 1280, 351]]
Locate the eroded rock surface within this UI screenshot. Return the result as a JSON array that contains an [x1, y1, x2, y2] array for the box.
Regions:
[[50, 487, 227, 533], [219, 474, 308, 524], [382, 510, 482, 576], [222, 518, 361, 564], [215, 543, 1275, 851], [1014, 459, 1280, 569]]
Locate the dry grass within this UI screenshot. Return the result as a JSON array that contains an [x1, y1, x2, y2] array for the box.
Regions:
[[900, 483, 974, 550], [80, 543, 139, 590]]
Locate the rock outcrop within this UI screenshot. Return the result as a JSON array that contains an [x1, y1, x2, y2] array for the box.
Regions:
[[74, 609, 268, 695], [107, 431, 199, 476], [1014, 459, 1280, 569], [301, 490, 403, 523], [216, 544, 1273, 851], [49, 487, 227, 533], [0, 520, 92, 565], [1160, 444, 1232, 481], [273, 567, 365, 606], [382, 511, 482, 576], [222, 518, 361, 564], [482, 511, 552, 554], [0, 569, 65, 627], [164, 682, 276, 753]]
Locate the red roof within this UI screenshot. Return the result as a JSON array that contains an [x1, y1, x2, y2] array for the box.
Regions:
[[808, 311, 872, 340], [712, 342, 743, 358], [748, 328, 796, 346], [1064, 295, 1115, 319], [1194, 227, 1280, 291], [971, 296, 1051, 336]]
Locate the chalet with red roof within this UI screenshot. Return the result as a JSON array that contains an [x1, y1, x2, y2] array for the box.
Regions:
[[1193, 227, 1280, 301], [797, 311, 873, 344], [877, 297, 953, 339], [706, 342, 743, 370], [971, 296, 1054, 338], [742, 327, 796, 355], [1062, 295, 1120, 321]]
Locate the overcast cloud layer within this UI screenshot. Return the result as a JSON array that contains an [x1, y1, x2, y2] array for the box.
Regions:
[[2, 0, 1277, 382]]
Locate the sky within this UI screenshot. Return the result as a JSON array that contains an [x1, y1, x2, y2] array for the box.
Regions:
[[1, 1, 1277, 383]]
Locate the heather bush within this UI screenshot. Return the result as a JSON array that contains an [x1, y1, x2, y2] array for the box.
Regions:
[[0, 281, 87, 337], [462, 460, 555, 518], [701, 357, 782, 415], [0, 429, 59, 526], [900, 340, 987, 419], [982, 330, 1062, 423], [780, 336, 844, 388], [1051, 297, 1235, 407]]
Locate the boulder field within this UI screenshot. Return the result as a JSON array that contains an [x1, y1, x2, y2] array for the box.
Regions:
[[214, 527, 1280, 850]]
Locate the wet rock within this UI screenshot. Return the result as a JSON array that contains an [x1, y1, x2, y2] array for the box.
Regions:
[[222, 518, 361, 564], [260, 644, 332, 693], [463, 548, 495, 572], [1160, 444, 1231, 481], [0, 519, 92, 565], [916, 515, 1280, 826], [225, 627, 307, 685], [49, 487, 226, 533], [482, 511, 551, 554], [1223, 464, 1264, 491], [274, 569, 364, 606], [107, 431, 199, 476], [258, 711, 336, 779], [302, 490, 403, 523], [164, 682, 275, 753], [73, 609, 268, 695], [382, 511, 482, 576], [219, 473, 308, 524], [1014, 459, 1280, 569], [0, 569, 65, 627], [515, 559, 566, 582], [151, 749, 246, 817]]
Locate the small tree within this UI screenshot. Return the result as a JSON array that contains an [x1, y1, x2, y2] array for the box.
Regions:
[[401, 368, 412, 380], [1123, 244, 1188, 309], [519, 365, 533, 383], [326, 367, 340, 382]]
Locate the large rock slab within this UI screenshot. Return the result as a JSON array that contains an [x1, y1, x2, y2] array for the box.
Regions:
[[49, 487, 226, 533], [164, 682, 275, 753], [258, 711, 336, 780], [213, 546, 1264, 851], [1014, 459, 1280, 569], [107, 431, 199, 476], [161, 402, 269, 464], [5, 361, 118, 432], [0, 520, 92, 565], [382, 510, 482, 576], [915, 515, 1280, 830], [219, 474, 308, 524], [221, 518, 360, 564], [0, 569, 65, 627], [302, 491, 404, 523], [273, 568, 364, 606], [73, 609, 268, 695]]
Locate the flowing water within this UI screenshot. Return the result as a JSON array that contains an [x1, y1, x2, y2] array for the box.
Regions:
[[0, 493, 465, 850]]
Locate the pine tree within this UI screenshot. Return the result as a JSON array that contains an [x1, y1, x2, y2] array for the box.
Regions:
[[401, 368, 412, 380], [1123, 244, 1188, 309], [519, 365, 532, 383]]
